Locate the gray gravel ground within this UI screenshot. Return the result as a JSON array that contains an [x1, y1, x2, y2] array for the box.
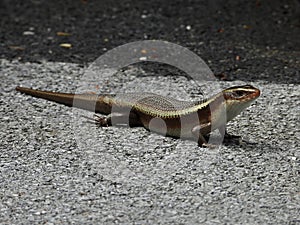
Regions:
[[0, 59, 299, 224]]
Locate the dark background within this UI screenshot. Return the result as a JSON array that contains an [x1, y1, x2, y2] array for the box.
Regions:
[[1, 0, 299, 82]]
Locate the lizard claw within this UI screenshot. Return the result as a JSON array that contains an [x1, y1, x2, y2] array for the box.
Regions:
[[93, 114, 109, 127], [80, 114, 109, 127], [80, 115, 96, 124]]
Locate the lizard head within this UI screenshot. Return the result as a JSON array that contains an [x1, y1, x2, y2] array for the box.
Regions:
[[222, 85, 260, 121], [223, 85, 260, 102]]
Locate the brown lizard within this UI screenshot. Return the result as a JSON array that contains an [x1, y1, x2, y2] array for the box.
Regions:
[[16, 85, 260, 147]]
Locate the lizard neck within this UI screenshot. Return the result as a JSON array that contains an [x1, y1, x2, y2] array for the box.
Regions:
[[198, 93, 227, 127]]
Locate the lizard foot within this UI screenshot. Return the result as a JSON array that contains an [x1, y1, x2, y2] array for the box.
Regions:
[[81, 114, 110, 127], [201, 143, 218, 149], [93, 114, 110, 127]]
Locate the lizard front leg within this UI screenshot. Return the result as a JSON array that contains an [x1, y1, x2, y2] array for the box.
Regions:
[[191, 122, 215, 148]]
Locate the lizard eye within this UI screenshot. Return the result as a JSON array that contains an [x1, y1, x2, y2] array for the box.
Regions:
[[236, 91, 244, 96], [231, 90, 245, 98]]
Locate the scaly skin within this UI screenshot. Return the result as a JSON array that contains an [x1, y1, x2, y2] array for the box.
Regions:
[[16, 85, 260, 147]]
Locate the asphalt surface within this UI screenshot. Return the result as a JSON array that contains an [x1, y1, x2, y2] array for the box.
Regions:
[[1, 0, 300, 224]]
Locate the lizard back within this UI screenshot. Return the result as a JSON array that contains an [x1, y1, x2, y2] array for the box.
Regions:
[[108, 93, 209, 118]]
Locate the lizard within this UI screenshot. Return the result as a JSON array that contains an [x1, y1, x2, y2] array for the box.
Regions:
[[15, 84, 260, 147]]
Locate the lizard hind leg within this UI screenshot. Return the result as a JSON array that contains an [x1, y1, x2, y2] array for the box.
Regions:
[[84, 112, 142, 127], [93, 114, 112, 127], [81, 114, 111, 127]]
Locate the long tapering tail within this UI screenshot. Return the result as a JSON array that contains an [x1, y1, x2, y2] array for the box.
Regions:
[[16, 86, 112, 114]]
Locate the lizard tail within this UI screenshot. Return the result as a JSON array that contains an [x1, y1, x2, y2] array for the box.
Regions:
[[16, 86, 112, 114], [16, 86, 75, 106]]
